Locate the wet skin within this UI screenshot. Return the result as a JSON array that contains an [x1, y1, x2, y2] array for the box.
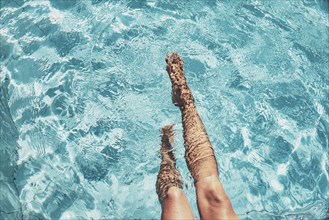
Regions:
[[156, 53, 238, 219]]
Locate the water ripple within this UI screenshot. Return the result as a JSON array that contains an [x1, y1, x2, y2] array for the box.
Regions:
[[1, 0, 328, 219]]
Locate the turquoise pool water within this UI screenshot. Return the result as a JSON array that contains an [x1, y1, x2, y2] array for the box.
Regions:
[[1, 0, 328, 219]]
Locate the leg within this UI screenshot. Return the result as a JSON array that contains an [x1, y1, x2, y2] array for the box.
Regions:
[[161, 187, 194, 219], [165, 53, 238, 219], [156, 125, 194, 219]]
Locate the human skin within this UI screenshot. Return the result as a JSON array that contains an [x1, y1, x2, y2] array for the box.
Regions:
[[156, 125, 194, 219], [157, 53, 238, 219]]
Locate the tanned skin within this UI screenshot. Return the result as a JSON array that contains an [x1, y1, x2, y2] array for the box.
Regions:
[[156, 53, 238, 220]]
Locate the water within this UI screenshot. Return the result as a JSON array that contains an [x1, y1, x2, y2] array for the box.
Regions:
[[1, 0, 328, 219]]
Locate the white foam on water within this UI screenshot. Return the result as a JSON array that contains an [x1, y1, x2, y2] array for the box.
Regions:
[[277, 117, 291, 130], [48, 8, 65, 24], [241, 127, 251, 148], [60, 211, 75, 220], [270, 178, 284, 193], [277, 163, 289, 176], [322, 154, 329, 182]]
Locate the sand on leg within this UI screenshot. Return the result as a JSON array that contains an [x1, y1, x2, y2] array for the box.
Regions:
[[165, 53, 238, 219], [156, 125, 194, 219]]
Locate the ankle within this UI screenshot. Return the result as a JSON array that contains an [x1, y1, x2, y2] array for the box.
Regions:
[[173, 86, 194, 108]]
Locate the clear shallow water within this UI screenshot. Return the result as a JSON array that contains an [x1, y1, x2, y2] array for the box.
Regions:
[[0, 0, 328, 219]]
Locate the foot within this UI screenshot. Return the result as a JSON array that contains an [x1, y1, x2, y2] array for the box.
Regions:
[[165, 53, 194, 108], [156, 125, 183, 202]]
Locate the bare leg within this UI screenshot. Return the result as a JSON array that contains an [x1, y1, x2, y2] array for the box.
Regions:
[[156, 125, 194, 219], [165, 53, 238, 219]]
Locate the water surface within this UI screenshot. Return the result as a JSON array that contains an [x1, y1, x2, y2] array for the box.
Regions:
[[0, 0, 328, 219]]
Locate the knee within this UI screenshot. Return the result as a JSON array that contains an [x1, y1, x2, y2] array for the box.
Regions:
[[165, 187, 184, 201], [196, 176, 238, 219], [204, 182, 231, 207], [196, 178, 231, 208]]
